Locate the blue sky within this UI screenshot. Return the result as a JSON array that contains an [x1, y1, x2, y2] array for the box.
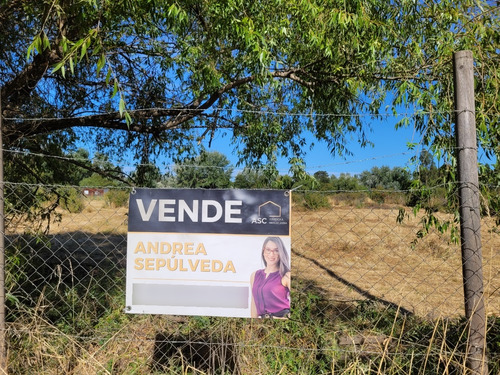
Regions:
[[200, 119, 422, 177], [111, 117, 422, 177], [112, 116, 495, 178]]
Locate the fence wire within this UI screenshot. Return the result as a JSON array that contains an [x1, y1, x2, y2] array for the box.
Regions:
[[3, 181, 500, 374]]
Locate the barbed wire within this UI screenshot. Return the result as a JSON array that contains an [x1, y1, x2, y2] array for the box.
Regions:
[[1, 147, 413, 171], [2, 180, 133, 191], [3, 143, 496, 176], [2, 180, 498, 193], [3, 106, 497, 177]]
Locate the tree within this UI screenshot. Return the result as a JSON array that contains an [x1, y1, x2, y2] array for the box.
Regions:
[[1, 0, 497, 183], [129, 164, 162, 188], [330, 173, 362, 191], [79, 173, 116, 188], [313, 171, 330, 184], [78, 153, 124, 186], [234, 167, 270, 189], [359, 166, 412, 190], [174, 150, 233, 188], [414, 149, 439, 185]]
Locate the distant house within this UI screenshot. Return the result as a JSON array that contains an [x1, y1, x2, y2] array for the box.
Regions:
[[82, 188, 107, 197]]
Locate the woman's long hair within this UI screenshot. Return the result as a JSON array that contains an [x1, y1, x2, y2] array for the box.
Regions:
[[261, 236, 290, 277]]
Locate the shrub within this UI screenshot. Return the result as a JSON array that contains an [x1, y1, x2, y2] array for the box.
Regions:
[[369, 190, 387, 204], [60, 188, 84, 213], [303, 192, 331, 210]]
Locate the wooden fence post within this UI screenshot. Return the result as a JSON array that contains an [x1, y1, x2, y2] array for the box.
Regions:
[[454, 50, 488, 375]]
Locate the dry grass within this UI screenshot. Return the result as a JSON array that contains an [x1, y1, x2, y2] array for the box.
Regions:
[[52, 197, 129, 235], [6, 196, 499, 374], [43, 196, 500, 320], [292, 201, 500, 318]]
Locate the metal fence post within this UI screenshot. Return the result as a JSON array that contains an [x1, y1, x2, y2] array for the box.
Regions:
[[454, 50, 488, 375]]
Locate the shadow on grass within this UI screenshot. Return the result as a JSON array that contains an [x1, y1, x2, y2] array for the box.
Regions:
[[5, 232, 127, 326], [152, 331, 239, 374], [292, 247, 414, 316]]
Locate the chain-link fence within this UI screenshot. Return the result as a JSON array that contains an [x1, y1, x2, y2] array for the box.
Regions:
[[3, 181, 500, 374]]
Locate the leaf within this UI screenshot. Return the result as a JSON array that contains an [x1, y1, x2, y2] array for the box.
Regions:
[[119, 97, 125, 116], [96, 53, 106, 76], [31, 35, 42, 54], [105, 67, 113, 85], [26, 41, 35, 61], [52, 61, 64, 73], [42, 33, 50, 50], [80, 39, 88, 60], [6, 293, 19, 305], [112, 79, 119, 98], [61, 37, 68, 53], [168, 3, 179, 17], [124, 112, 133, 126]]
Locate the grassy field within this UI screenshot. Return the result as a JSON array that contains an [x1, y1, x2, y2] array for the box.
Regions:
[[5, 195, 499, 374], [49, 196, 500, 318], [292, 202, 500, 319]]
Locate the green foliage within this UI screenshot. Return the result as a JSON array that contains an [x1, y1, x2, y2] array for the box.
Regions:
[[368, 189, 390, 204], [1, 146, 128, 231], [233, 167, 270, 189], [290, 172, 334, 209], [2, 145, 91, 232], [130, 164, 162, 188], [2, 0, 498, 186], [104, 189, 129, 207], [174, 150, 234, 188], [359, 166, 412, 191], [79, 173, 116, 188], [60, 187, 85, 213], [313, 170, 330, 184], [330, 173, 363, 191], [274, 174, 294, 190], [297, 191, 331, 210]]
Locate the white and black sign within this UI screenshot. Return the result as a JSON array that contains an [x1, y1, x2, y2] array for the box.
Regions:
[[126, 188, 291, 318]]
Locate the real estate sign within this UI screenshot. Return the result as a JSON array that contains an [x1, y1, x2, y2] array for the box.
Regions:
[[126, 188, 291, 318]]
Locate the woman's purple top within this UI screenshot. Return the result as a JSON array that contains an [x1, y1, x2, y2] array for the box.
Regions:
[[252, 270, 290, 316]]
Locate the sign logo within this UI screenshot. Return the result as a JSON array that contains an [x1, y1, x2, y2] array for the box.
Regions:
[[252, 200, 287, 226]]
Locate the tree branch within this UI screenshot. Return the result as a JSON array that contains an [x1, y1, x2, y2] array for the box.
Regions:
[[1, 47, 62, 115], [0, 63, 436, 145]]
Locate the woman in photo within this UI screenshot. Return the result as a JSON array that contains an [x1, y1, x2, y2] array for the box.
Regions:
[[250, 236, 291, 318]]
